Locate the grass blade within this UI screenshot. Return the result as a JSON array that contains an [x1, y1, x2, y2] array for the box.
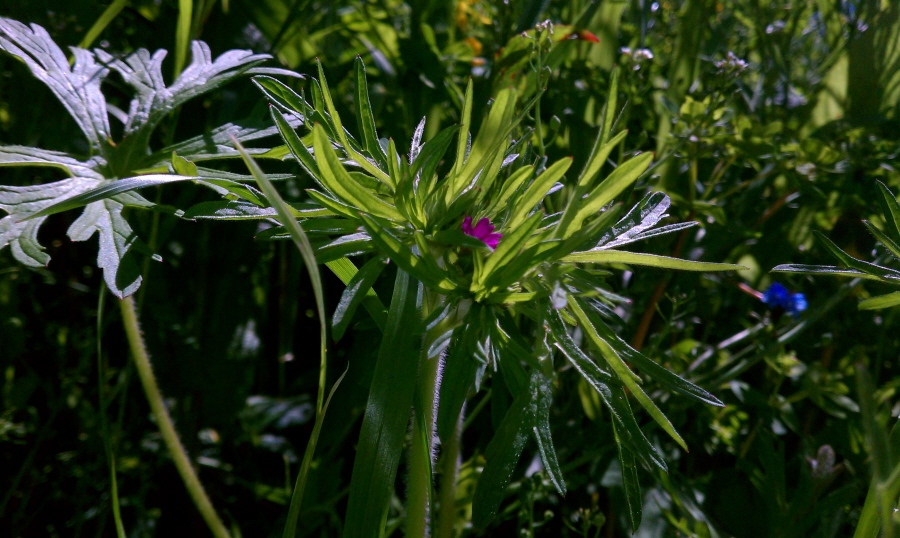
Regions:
[[231, 137, 328, 538], [78, 0, 128, 49], [174, 0, 193, 77]]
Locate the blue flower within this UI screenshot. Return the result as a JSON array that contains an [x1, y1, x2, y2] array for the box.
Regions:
[[762, 282, 807, 318]]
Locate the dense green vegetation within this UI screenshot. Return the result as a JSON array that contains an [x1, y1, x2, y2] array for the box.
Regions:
[[2, 1, 900, 537]]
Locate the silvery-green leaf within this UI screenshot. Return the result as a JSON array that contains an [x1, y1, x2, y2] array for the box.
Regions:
[[67, 199, 146, 298], [149, 121, 299, 163], [0, 147, 105, 266], [0, 18, 110, 151], [95, 42, 288, 140]]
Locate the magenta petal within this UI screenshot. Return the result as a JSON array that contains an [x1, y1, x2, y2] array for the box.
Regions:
[[462, 216, 474, 235], [462, 216, 503, 250], [472, 218, 494, 239], [483, 232, 502, 250]]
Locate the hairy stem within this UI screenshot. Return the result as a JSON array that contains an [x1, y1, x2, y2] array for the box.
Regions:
[[406, 291, 446, 538], [119, 296, 231, 538], [435, 405, 464, 538]]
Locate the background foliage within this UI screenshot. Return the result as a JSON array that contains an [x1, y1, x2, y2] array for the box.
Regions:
[[2, 0, 900, 536]]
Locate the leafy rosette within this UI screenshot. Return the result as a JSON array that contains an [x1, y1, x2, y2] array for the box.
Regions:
[[252, 59, 743, 531]]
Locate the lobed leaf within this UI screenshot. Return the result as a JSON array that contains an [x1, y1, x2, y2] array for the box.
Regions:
[[0, 18, 110, 151]]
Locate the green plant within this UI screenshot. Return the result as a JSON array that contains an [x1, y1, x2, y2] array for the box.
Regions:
[[0, 17, 298, 537], [18, 44, 745, 534]]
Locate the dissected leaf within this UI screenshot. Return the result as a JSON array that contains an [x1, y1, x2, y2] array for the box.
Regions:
[[0, 18, 111, 151]]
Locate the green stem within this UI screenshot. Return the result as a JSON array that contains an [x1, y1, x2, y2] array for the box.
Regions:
[[435, 405, 465, 538], [119, 296, 231, 538], [97, 287, 126, 538], [406, 291, 446, 538]]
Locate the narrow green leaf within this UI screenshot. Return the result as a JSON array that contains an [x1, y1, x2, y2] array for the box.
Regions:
[[564, 151, 654, 237], [569, 297, 688, 451], [257, 219, 361, 238], [354, 57, 387, 168], [864, 220, 900, 259], [436, 328, 479, 441], [315, 233, 374, 263], [506, 157, 573, 230], [771, 263, 885, 281], [316, 60, 391, 187], [253, 75, 308, 115], [472, 380, 532, 529], [486, 165, 535, 217], [173, 0, 193, 77], [78, 0, 128, 49], [306, 190, 359, 220], [531, 376, 566, 496], [332, 255, 387, 340], [234, 137, 329, 538], [410, 124, 460, 200], [185, 200, 275, 220], [171, 152, 198, 176], [342, 269, 422, 538], [612, 420, 643, 532], [547, 308, 666, 471], [564, 250, 745, 272], [876, 181, 900, 243], [814, 231, 900, 279], [358, 213, 457, 292], [449, 88, 518, 204], [576, 129, 628, 191], [451, 78, 474, 178], [432, 229, 492, 250], [22, 174, 264, 221], [311, 125, 403, 221], [325, 257, 387, 332], [270, 107, 321, 182], [600, 66, 620, 147], [859, 291, 900, 310], [589, 314, 724, 407]]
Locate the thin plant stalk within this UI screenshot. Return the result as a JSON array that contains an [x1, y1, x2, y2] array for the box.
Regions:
[[97, 286, 126, 538], [229, 137, 330, 538], [406, 290, 444, 538], [119, 296, 231, 538], [435, 406, 465, 538]]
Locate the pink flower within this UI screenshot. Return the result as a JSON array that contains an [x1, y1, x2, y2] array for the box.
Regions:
[[462, 216, 502, 250]]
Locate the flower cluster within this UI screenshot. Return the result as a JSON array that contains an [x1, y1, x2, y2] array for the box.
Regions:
[[762, 282, 807, 318]]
